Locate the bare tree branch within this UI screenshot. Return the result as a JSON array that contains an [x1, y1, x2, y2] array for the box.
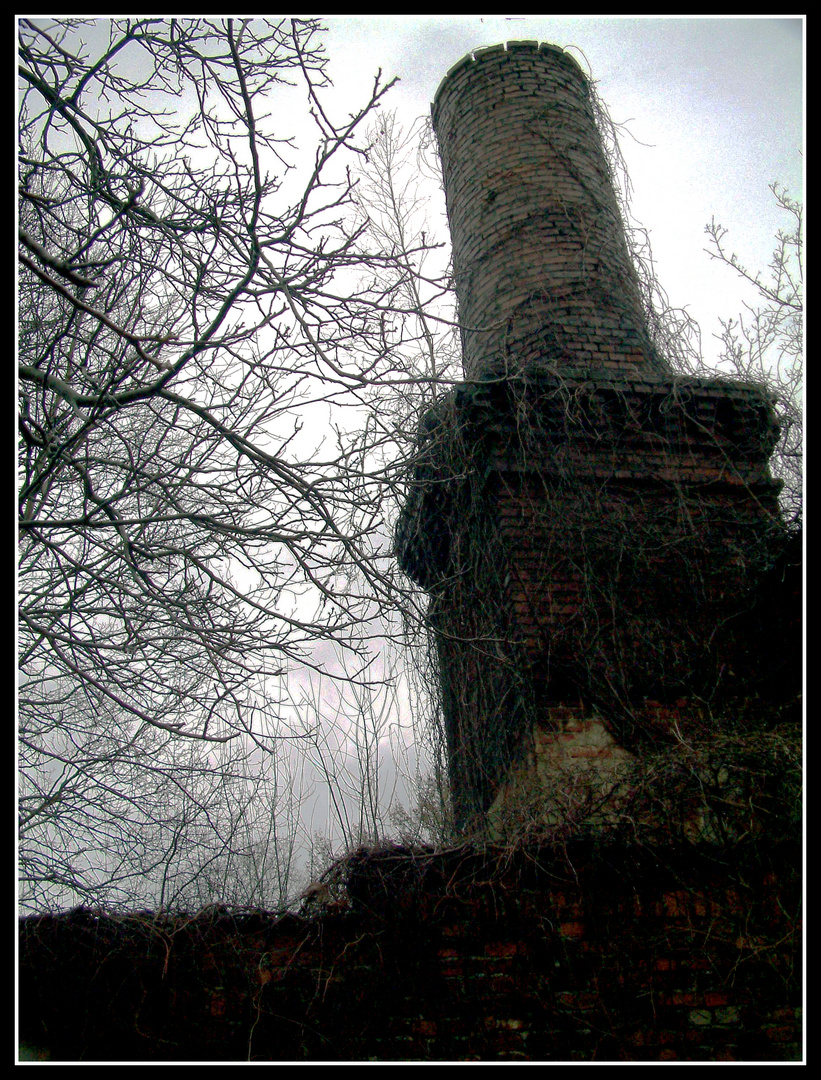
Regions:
[[18, 17, 444, 912]]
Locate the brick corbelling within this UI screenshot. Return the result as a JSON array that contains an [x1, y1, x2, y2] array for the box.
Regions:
[[397, 416, 782, 622]]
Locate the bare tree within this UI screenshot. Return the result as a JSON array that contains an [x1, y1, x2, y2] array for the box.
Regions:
[[703, 182, 803, 529], [17, 18, 448, 910], [18, 688, 309, 912]]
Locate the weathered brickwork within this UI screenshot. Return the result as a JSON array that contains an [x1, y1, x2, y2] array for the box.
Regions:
[[397, 368, 787, 830], [396, 44, 790, 832], [432, 42, 664, 378], [18, 845, 802, 1062]]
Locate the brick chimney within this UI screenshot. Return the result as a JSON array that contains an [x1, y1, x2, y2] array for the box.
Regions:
[[432, 41, 665, 379], [396, 43, 787, 838]]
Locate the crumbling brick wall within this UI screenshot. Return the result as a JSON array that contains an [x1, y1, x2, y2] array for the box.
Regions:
[[18, 842, 802, 1062]]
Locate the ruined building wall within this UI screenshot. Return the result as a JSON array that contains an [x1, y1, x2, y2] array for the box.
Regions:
[[18, 843, 802, 1062]]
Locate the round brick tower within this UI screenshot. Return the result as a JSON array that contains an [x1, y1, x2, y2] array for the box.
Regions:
[[398, 43, 789, 837], [432, 41, 665, 379]]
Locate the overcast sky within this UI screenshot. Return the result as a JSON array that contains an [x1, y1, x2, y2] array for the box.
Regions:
[[321, 15, 803, 368], [19, 16, 804, 870], [28, 16, 803, 367]]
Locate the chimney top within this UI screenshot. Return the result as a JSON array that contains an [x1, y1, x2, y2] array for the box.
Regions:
[[432, 41, 667, 378]]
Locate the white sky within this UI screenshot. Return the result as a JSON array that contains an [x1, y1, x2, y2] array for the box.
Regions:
[[321, 14, 804, 367]]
